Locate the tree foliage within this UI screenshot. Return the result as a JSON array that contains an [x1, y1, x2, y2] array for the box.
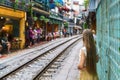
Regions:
[[84, 0, 89, 9]]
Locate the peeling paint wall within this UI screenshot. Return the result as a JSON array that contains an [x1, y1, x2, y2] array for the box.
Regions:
[[96, 0, 120, 80]]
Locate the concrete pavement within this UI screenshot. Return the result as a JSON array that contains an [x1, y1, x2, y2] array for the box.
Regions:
[[53, 40, 83, 80]]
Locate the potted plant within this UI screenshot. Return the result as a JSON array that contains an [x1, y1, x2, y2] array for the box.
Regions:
[[64, 22, 68, 28], [12, 0, 19, 11]]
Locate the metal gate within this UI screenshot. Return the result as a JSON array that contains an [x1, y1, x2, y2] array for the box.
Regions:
[[96, 0, 120, 80]]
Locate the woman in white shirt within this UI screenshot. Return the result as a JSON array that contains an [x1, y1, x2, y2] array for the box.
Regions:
[[78, 29, 99, 80]]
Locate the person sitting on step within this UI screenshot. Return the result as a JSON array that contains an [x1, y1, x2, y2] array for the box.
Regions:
[[1, 33, 11, 53]]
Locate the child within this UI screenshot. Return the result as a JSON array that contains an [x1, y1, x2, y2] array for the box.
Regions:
[[78, 29, 99, 80]]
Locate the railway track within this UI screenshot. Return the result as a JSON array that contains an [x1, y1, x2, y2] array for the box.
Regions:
[[34, 37, 81, 80], [0, 36, 82, 80]]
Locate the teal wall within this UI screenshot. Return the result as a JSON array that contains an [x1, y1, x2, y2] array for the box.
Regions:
[[96, 0, 120, 80]]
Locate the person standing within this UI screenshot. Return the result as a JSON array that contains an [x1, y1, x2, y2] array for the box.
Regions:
[[25, 27, 30, 48], [78, 29, 99, 80], [36, 27, 41, 42], [33, 27, 38, 44], [29, 27, 34, 47]]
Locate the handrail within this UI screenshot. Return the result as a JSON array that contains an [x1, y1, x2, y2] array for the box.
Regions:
[[0, 0, 27, 11]]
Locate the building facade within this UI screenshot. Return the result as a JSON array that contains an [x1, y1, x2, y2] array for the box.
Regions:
[[0, 0, 27, 49]]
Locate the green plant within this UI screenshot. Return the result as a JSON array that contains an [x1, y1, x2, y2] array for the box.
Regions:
[[64, 22, 68, 28], [40, 16, 49, 23], [44, 18, 49, 23], [12, 0, 19, 11], [83, 22, 88, 29], [33, 16, 38, 21], [21, 0, 25, 9], [27, 2, 33, 17], [40, 16, 45, 21]]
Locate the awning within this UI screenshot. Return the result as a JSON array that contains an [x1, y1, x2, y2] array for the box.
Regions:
[[49, 0, 64, 9], [88, 0, 96, 12], [49, 3, 56, 9], [74, 26, 82, 29]]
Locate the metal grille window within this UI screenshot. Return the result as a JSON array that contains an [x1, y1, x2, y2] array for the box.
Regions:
[[96, 0, 120, 80]]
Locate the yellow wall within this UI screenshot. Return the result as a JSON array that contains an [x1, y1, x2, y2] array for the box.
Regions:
[[0, 6, 26, 49]]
